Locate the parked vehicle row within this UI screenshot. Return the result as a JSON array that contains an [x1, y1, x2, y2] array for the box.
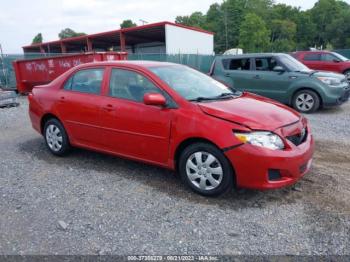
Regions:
[[209, 53, 350, 113], [28, 61, 314, 196]]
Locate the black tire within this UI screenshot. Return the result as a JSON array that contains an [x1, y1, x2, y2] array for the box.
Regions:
[[292, 90, 320, 113], [179, 142, 234, 197], [43, 118, 70, 156]]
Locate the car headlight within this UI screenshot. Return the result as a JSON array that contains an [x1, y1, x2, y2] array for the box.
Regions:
[[234, 131, 285, 150], [317, 77, 342, 86]]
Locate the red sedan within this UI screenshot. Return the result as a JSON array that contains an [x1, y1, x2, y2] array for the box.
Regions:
[[28, 61, 314, 196]]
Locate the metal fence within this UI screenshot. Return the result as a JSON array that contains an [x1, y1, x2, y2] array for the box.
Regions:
[[334, 49, 350, 59]]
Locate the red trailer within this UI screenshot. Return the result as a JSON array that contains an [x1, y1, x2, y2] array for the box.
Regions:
[[13, 52, 127, 94]]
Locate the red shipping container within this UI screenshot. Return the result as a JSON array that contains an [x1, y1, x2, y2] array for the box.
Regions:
[[13, 52, 127, 94]]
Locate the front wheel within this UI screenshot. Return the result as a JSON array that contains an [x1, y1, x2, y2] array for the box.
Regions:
[[44, 118, 71, 156], [344, 70, 350, 81], [292, 90, 320, 113], [179, 143, 234, 196]]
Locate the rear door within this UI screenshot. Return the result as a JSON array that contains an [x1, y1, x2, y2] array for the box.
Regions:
[[218, 57, 256, 91], [55, 67, 106, 147]]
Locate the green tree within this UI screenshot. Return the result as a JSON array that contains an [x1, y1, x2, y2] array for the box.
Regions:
[[325, 7, 350, 48], [270, 19, 297, 52], [32, 33, 43, 44], [58, 28, 86, 39], [310, 0, 343, 47], [176, 12, 207, 29], [295, 11, 317, 50], [239, 13, 270, 52], [120, 20, 137, 29]]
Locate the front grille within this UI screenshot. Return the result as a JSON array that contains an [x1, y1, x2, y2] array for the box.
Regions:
[[287, 128, 307, 146]]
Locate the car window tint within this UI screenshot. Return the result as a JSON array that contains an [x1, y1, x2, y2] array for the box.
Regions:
[[69, 69, 104, 94], [304, 53, 320, 61], [254, 57, 278, 71], [321, 53, 337, 61], [109, 69, 163, 102], [222, 58, 250, 70]]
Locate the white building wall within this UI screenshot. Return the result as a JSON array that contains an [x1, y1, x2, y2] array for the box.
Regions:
[[165, 24, 214, 55]]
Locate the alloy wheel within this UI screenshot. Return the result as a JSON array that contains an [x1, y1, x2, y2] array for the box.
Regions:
[[295, 93, 315, 112]]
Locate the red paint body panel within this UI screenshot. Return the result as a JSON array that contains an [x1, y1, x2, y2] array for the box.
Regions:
[[28, 61, 314, 190], [13, 52, 127, 94], [293, 51, 350, 74], [198, 93, 300, 130]]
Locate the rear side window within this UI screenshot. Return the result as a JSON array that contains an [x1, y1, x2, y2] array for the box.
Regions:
[[64, 68, 104, 95], [304, 53, 321, 61], [222, 58, 251, 70], [109, 69, 162, 102], [254, 57, 278, 71]]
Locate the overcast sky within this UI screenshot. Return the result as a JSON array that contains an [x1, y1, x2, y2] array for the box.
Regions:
[[0, 0, 347, 53]]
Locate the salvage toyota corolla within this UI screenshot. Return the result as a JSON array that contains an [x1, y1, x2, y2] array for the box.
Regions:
[[28, 61, 314, 196]]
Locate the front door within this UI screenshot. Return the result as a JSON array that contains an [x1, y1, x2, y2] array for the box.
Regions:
[[248, 57, 293, 102], [99, 68, 174, 165]]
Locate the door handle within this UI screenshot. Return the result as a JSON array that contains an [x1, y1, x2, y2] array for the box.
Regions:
[[102, 104, 114, 112], [253, 75, 261, 79], [59, 96, 65, 103], [225, 73, 230, 77]]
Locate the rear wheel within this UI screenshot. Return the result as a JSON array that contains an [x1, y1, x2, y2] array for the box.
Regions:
[[179, 143, 234, 196], [292, 90, 320, 113], [44, 119, 70, 156]]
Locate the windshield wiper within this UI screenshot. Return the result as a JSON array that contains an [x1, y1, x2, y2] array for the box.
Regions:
[[189, 92, 237, 102]]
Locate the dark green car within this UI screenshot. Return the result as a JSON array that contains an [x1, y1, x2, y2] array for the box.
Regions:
[[209, 53, 350, 113]]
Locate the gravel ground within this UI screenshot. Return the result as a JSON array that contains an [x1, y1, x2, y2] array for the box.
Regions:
[[0, 97, 349, 255]]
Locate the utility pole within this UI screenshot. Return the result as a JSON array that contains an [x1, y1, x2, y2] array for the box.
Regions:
[[224, 0, 228, 51]]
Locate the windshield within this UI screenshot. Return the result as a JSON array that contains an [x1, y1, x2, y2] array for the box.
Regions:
[[149, 65, 237, 101], [332, 52, 349, 61], [279, 54, 312, 72]]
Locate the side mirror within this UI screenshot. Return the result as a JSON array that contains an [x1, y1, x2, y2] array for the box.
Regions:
[[273, 66, 285, 73], [333, 59, 341, 63], [143, 93, 166, 107]]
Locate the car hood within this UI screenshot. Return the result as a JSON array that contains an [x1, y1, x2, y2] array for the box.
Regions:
[[198, 93, 300, 130], [311, 71, 346, 79]]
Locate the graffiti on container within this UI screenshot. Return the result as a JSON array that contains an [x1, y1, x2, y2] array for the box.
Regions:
[[106, 55, 115, 61], [58, 59, 83, 69], [25, 62, 47, 72], [48, 60, 54, 68]]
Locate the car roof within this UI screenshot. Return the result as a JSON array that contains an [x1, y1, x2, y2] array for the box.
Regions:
[[293, 50, 332, 54], [77, 60, 180, 69], [217, 53, 289, 59]]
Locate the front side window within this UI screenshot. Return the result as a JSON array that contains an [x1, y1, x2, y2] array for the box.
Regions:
[[64, 68, 104, 94], [109, 69, 162, 102], [222, 58, 251, 70], [254, 57, 278, 71], [304, 53, 320, 61], [321, 53, 337, 62]]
